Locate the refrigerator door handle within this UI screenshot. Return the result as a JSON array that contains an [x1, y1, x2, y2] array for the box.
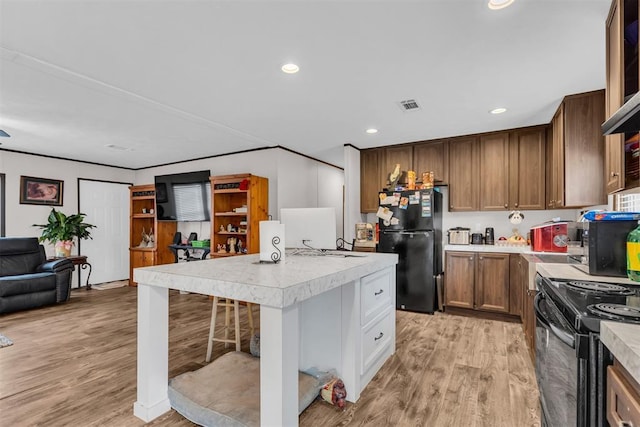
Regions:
[[436, 274, 443, 312]]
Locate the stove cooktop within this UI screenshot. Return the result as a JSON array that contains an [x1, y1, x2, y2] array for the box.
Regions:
[[540, 277, 640, 333]]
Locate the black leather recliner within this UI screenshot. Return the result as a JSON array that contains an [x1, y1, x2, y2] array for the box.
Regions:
[[0, 237, 74, 314]]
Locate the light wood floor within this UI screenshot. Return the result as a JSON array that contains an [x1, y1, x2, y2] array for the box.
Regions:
[[0, 287, 539, 426]]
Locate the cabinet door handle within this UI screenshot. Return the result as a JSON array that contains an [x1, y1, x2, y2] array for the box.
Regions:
[[515, 202, 519, 208], [479, 257, 483, 260], [469, 256, 474, 260], [618, 422, 633, 427], [504, 203, 508, 208], [611, 171, 620, 177], [374, 289, 384, 296], [450, 205, 454, 210], [374, 332, 384, 341]]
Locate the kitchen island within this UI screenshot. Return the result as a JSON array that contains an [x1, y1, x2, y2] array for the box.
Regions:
[[132, 251, 398, 426]]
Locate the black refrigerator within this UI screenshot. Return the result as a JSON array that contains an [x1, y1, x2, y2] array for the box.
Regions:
[[376, 189, 442, 313]]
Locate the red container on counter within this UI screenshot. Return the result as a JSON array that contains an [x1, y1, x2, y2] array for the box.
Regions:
[[530, 222, 569, 253]]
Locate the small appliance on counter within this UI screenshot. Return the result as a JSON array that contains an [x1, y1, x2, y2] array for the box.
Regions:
[[530, 221, 577, 253], [484, 227, 495, 245], [470, 233, 484, 245], [581, 218, 640, 277], [448, 227, 470, 245]]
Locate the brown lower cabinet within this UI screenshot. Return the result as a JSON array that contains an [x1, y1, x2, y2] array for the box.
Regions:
[[518, 254, 536, 363], [607, 361, 640, 427], [445, 251, 511, 314]]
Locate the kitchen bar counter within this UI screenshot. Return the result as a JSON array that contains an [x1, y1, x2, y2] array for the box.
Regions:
[[601, 322, 640, 386], [132, 251, 398, 426]]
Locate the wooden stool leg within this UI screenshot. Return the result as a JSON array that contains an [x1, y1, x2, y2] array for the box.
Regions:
[[224, 299, 231, 349], [246, 302, 255, 338], [234, 300, 241, 351], [205, 296, 219, 363]]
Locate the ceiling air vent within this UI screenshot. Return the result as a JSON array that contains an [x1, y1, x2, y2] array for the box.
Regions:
[[398, 99, 421, 112]]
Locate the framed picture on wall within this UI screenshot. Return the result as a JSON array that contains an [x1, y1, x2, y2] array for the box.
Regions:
[[19, 176, 63, 206]]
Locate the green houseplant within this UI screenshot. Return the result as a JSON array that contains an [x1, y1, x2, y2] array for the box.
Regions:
[[33, 208, 96, 257]]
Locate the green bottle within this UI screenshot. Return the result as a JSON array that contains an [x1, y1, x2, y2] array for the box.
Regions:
[[627, 221, 640, 281]]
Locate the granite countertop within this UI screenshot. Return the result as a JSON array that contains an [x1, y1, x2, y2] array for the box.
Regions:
[[601, 321, 640, 385], [134, 251, 398, 308]]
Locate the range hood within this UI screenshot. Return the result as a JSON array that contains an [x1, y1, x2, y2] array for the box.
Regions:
[[602, 91, 640, 135]]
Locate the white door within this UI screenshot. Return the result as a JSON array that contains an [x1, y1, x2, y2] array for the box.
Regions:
[[79, 180, 130, 286]]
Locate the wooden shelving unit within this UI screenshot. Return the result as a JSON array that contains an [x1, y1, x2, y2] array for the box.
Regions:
[[210, 174, 268, 257], [129, 184, 176, 286]]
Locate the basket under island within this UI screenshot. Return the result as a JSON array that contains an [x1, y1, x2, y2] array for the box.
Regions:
[[132, 251, 398, 426]]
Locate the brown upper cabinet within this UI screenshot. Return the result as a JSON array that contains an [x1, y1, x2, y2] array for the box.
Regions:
[[510, 127, 547, 210], [413, 140, 449, 184], [382, 145, 413, 185], [479, 133, 510, 210], [605, 0, 639, 193], [605, 0, 626, 193], [360, 142, 446, 213], [448, 136, 479, 211], [477, 127, 547, 211], [548, 90, 606, 208], [360, 148, 385, 213]]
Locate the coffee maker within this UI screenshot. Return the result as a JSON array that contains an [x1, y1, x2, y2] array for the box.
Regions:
[[485, 227, 495, 245]]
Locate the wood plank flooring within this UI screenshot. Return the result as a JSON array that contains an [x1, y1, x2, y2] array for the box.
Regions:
[[0, 286, 539, 426]]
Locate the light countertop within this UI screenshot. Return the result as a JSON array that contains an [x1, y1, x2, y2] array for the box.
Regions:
[[535, 263, 640, 286], [601, 322, 640, 385], [134, 251, 398, 308]]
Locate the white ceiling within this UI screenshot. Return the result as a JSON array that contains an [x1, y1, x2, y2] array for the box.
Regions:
[[0, 0, 612, 169]]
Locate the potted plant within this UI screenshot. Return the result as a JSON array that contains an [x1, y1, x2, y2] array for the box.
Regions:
[[33, 208, 96, 257]]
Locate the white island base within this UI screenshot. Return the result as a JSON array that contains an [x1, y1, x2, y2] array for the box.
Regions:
[[132, 252, 398, 426]]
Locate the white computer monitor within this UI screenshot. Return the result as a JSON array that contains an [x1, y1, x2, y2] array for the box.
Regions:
[[279, 207, 337, 250]]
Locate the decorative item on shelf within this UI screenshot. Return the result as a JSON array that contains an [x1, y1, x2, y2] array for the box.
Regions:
[[239, 179, 249, 191], [219, 224, 225, 232], [234, 205, 248, 214], [228, 237, 237, 254], [217, 244, 226, 253], [33, 208, 96, 257], [139, 228, 153, 248], [421, 171, 434, 189], [237, 239, 244, 253], [406, 170, 416, 190], [387, 163, 402, 189], [227, 223, 235, 232]]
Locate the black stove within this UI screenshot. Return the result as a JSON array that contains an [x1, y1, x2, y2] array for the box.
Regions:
[[539, 276, 640, 334]]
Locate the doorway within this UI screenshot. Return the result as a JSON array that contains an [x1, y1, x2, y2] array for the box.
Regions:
[[78, 179, 130, 287]]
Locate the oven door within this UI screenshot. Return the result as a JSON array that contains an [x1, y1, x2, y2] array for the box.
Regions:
[[535, 291, 579, 427]]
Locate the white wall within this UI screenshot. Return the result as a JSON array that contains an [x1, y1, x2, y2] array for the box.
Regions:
[[343, 145, 364, 244], [134, 147, 345, 242], [0, 150, 135, 255]]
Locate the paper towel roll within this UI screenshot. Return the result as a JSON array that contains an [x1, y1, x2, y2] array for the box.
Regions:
[[260, 221, 285, 263]]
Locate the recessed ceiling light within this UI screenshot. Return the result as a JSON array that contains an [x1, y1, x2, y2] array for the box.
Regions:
[[490, 108, 507, 115], [366, 128, 378, 134], [281, 63, 299, 74], [488, 0, 514, 10]]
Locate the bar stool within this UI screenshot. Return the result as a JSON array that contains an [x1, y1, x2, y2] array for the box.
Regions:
[[205, 297, 255, 362]]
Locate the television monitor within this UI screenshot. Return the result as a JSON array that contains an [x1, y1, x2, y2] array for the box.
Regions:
[[279, 207, 337, 250], [154, 170, 211, 221]]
